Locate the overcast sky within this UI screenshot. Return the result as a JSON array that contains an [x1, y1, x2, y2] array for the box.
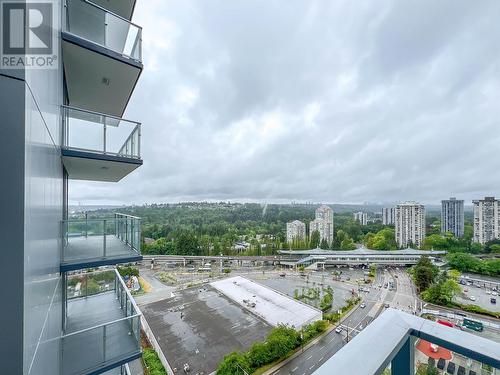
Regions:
[[70, 0, 500, 206]]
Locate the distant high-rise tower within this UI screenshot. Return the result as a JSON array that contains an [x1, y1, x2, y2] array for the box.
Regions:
[[441, 198, 464, 237], [395, 202, 426, 248], [382, 207, 395, 225], [473, 197, 500, 244], [310, 205, 334, 245], [286, 220, 306, 243], [353, 212, 368, 225]]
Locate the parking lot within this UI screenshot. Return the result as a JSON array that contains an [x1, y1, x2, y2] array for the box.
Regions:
[[455, 275, 500, 313]]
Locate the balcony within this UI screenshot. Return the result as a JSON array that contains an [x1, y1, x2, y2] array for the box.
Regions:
[[62, 0, 143, 117], [313, 309, 500, 375], [61, 213, 142, 272], [61, 106, 142, 182], [62, 269, 141, 375], [90, 0, 137, 20]]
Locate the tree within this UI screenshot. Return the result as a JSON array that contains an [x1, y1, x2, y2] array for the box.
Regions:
[[247, 342, 272, 369], [340, 237, 356, 250], [217, 352, 250, 375], [446, 253, 481, 273], [412, 256, 438, 292], [364, 228, 397, 250], [319, 291, 333, 311], [174, 230, 200, 256], [422, 279, 461, 305], [319, 238, 329, 249], [310, 230, 320, 248]]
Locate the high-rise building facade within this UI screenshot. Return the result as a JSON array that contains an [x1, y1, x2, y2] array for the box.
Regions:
[[286, 220, 306, 243], [310, 205, 334, 245], [382, 207, 395, 225], [394, 202, 426, 248], [353, 212, 368, 225], [1, 1, 144, 373], [473, 197, 500, 244], [441, 197, 464, 237]]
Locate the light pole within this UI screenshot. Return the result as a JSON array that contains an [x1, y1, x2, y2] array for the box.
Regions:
[[235, 363, 249, 375]]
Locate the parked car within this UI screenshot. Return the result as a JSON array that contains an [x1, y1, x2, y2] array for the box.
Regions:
[[464, 288, 468, 293], [335, 326, 343, 333], [469, 296, 476, 301], [384, 303, 390, 308], [491, 298, 497, 304], [360, 303, 366, 308], [492, 291, 498, 296]]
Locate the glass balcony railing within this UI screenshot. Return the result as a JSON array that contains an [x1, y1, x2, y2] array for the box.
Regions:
[[64, 0, 142, 62], [61, 213, 141, 270], [62, 106, 141, 159], [62, 269, 141, 375], [313, 309, 500, 375]]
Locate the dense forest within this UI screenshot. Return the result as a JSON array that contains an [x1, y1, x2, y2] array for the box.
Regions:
[[79, 202, 495, 258]]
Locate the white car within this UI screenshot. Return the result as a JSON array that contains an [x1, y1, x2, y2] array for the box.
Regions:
[[486, 291, 491, 295], [335, 326, 343, 333], [492, 291, 498, 296], [469, 296, 476, 301], [360, 303, 366, 308]]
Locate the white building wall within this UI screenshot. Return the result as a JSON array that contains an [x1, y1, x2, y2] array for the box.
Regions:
[[382, 207, 395, 225], [286, 220, 306, 243], [395, 202, 425, 248], [473, 197, 500, 244]]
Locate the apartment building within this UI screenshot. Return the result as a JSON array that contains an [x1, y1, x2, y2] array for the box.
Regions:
[[473, 197, 500, 244], [394, 202, 426, 248], [1, 1, 144, 373], [382, 207, 395, 225], [353, 211, 368, 226], [286, 220, 306, 243], [441, 197, 464, 237], [309, 205, 334, 245]]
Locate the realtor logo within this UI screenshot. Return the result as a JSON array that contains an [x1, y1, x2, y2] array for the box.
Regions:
[[1, 1, 57, 68]]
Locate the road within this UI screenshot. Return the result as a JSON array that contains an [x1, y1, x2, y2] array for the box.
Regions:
[[271, 267, 417, 375]]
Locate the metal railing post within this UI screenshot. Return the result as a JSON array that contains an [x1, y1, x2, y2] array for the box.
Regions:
[[103, 119, 107, 154], [137, 125, 141, 158], [102, 325, 107, 362], [103, 220, 107, 257]]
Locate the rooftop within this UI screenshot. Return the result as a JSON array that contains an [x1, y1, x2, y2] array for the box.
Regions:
[[211, 276, 322, 329], [279, 248, 447, 256]]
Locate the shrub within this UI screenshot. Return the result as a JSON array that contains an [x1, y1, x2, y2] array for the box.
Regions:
[[217, 352, 250, 375], [118, 266, 139, 277], [142, 348, 167, 375]]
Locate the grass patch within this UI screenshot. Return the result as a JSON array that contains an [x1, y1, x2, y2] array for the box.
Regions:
[[142, 348, 167, 375]]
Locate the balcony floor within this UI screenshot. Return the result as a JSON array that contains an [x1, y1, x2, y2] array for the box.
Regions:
[[62, 235, 141, 271], [63, 292, 140, 375]]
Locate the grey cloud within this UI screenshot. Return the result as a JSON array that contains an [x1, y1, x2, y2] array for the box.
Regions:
[[70, 0, 500, 205]]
